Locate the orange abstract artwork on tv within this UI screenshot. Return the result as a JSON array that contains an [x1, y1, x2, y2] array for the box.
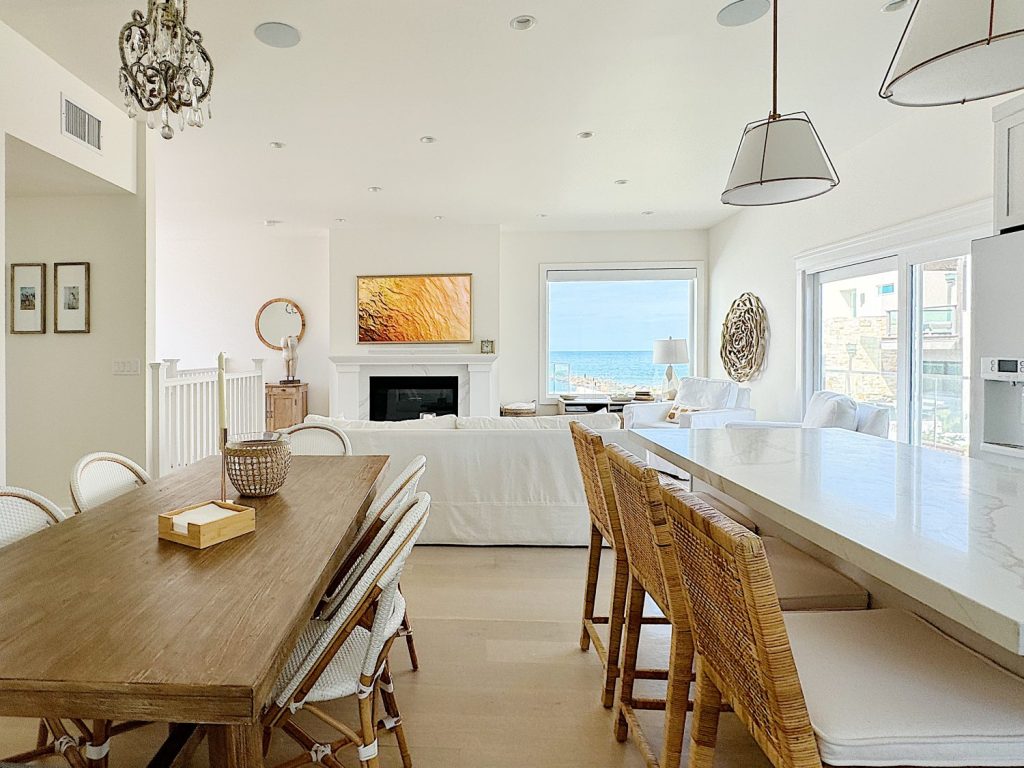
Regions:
[[357, 274, 472, 343]]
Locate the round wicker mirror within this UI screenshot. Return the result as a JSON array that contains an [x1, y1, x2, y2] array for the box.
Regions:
[[255, 298, 306, 351]]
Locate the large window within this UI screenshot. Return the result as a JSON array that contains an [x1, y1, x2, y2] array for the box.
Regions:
[[810, 253, 970, 453], [541, 265, 699, 400]]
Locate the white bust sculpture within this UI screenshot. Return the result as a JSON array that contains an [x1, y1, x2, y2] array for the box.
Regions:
[[281, 334, 299, 382]]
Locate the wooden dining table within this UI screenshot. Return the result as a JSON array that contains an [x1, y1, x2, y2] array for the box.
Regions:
[[0, 453, 389, 767]]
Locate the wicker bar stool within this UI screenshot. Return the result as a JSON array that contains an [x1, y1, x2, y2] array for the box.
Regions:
[[606, 445, 870, 768], [570, 422, 672, 708], [660, 490, 1024, 768]]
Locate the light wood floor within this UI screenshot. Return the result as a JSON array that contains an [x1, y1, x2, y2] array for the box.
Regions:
[[0, 546, 772, 767]]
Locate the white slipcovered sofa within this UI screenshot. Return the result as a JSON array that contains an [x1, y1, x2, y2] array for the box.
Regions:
[[727, 390, 890, 438], [305, 412, 624, 546], [622, 376, 755, 430]]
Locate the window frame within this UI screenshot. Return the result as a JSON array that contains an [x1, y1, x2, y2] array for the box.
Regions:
[[538, 260, 706, 405], [796, 201, 990, 446]]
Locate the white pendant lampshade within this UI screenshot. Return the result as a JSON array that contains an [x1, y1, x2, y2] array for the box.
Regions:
[[881, 0, 1024, 106], [653, 337, 689, 365], [720, 0, 839, 207], [721, 112, 839, 206]]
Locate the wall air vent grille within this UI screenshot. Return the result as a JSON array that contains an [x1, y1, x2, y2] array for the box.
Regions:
[[60, 95, 102, 152]]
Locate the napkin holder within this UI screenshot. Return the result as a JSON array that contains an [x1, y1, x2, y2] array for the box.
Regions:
[[158, 500, 255, 549]]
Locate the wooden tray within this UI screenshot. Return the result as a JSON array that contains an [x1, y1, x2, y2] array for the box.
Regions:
[[158, 500, 256, 549]]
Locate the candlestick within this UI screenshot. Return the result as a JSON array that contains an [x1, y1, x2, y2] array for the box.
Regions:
[[220, 426, 228, 502], [217, 352, 227, 433]]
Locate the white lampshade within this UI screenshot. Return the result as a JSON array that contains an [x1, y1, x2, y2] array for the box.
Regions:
[[721, 112, 839, 206], [881, 0, 1024, 107], [653, 337, 689, 365]]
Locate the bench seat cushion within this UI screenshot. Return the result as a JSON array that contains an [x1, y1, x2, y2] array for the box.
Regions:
[[785, 609, 1024, 766]]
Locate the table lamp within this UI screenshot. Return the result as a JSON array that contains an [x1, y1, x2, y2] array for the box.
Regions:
[[653, 337, 689, 401]]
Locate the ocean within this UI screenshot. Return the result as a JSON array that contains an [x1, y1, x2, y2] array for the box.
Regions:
[[548, 350, 690, 394]]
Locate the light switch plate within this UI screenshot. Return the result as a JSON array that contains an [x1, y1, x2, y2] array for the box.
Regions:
[[112, 359, 141, 376]]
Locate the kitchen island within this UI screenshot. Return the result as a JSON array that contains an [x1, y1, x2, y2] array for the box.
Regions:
[[630, 427, 1024, 671]]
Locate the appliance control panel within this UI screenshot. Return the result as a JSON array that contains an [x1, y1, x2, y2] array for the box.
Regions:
[[982, 357, 1024, 381]]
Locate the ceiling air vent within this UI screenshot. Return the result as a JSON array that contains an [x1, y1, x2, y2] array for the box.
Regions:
[[60, 94, 102, 153]]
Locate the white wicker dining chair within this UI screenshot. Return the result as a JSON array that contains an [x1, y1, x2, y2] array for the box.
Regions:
[[70, 452, 151, 514], [264, 492, 431, 768], [280, 423, 353, 456], [0, 486, 65, 550], [320, 455, 427, 670]]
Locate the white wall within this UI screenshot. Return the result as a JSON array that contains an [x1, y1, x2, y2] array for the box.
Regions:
[[498, 230, 708, 409], [156, 229, 331, 415], [329, 224, 501, 360], [5, 170, 148, 507], [708, 104, 994, 421], [0, 20, 142, 490]]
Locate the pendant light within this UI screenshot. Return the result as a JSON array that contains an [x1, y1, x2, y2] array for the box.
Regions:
[[880, 0, 1024, 107], [721, 0, 839, 206]]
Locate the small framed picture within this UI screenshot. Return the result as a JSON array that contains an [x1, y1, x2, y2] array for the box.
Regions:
[[54, 262, 90, 333], [9, 263, 46, 334], [480, 339, 495, 354]]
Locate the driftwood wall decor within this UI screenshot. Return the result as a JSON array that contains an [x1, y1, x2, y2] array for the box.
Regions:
[[720, 292, 768, 382]]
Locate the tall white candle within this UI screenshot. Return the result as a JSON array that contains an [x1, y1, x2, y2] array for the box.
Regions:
[[217, 352, 227, 434]]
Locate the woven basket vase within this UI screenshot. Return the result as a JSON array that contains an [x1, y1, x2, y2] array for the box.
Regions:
[[225, 434, 291, 497]]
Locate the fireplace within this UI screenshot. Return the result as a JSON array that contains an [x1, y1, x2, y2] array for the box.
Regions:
[[369, 376, 459, 421]]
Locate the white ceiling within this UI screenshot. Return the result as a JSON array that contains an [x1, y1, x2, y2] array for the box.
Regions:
[[0, 1, 913, 236]]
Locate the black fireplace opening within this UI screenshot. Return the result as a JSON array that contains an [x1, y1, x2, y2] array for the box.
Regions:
[[369, 376, 459, 421]]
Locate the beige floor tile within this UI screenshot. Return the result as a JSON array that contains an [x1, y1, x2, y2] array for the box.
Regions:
[[0, 546, 770, 768]]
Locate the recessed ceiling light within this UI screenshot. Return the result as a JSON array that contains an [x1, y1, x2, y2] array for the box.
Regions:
[[576, 131, 595, 140], [614, 179, 629, 185], [368, 186, 383, 193], [434, 215, 445, 221], [269, 141, 286, 149], [641, 210, 655, 216], [255, 22, 301, 48], [264, 219, 282, 226], [880, 0, 908, 11], [510, 15, 536, 31], [716, 0, 770, 27], [420, 135, 437, 144]]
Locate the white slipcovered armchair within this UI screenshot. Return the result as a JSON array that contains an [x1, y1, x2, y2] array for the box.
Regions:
[[727, 390, 891, 438], [622, 376, 755, 430]]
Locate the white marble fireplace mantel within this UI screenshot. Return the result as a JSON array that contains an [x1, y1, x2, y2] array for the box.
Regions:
[[328, 354, 499, 420]]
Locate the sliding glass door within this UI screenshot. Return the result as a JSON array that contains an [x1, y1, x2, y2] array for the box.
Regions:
[[815, 258, 900, 440], [911, 256, 969, 454], [811, 253, 970, 453]]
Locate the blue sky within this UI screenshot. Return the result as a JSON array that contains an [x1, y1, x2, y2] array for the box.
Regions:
[[549, 280, 691, 351]]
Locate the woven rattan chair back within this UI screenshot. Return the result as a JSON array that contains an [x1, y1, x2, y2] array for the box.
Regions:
[[320, 456, 427, 619], [70, 452, 151, 514], [569, 422, 624, 550], [274, 492, 431, 710], [0, 487, 64, 550], [660, 485, 821, 768], [605, 443, 674, 613], [280, 423, 353, 456]]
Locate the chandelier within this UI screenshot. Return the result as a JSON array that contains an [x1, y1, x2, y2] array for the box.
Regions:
[[118, 0, 214, 140]]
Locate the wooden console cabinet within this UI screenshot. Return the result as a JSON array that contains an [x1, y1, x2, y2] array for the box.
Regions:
[[266, 383, 308, 431]]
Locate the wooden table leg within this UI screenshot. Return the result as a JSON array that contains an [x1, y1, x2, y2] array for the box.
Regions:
[[207, 723, 263, 767]]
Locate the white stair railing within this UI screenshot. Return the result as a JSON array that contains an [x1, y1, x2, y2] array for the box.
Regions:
[[149, 358, 265, 478]]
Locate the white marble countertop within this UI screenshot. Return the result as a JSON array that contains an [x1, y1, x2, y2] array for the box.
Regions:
[[630, 427, 1024, 655]]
